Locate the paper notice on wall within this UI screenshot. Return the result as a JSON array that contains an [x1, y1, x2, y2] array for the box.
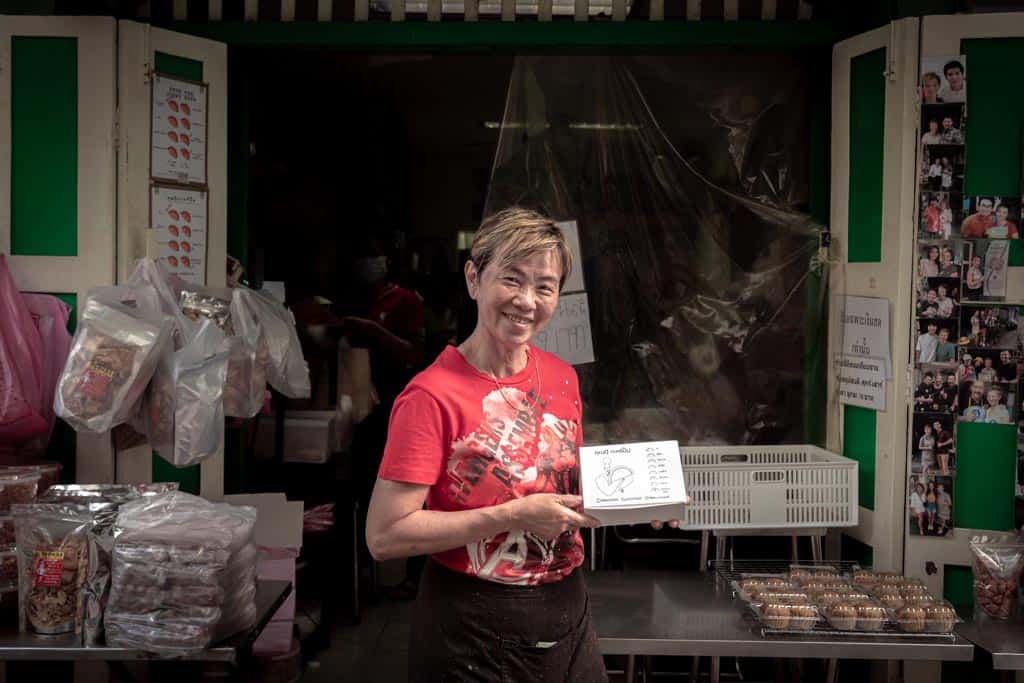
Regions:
[[150, 185, 208, 285], [531, 292, 595, 365], [151, 74, 208, 186], [837, 295, 892, 378], [555, 220, 586, 294], [835, 355, 886, 411]]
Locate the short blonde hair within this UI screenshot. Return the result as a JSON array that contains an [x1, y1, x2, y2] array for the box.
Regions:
[[470, 207, 573, 290]]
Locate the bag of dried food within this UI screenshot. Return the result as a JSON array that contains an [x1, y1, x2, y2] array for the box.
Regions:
[[180, 287, 266, 418], [970, 534, 1024, 621], [12, 503, 101, 635], [146, 319, 229, 468], [231, 287, 310, 399], [54, 285, 174, 433], [126, 258, 193, 351], [106, 492, 255, 655]]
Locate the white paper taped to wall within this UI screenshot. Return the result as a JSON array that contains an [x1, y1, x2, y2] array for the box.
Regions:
[[532, 292, 595, 365], [555, 220, 586, 294]]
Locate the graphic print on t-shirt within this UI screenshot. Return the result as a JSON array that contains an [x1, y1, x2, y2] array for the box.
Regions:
[[446, 386, 582, 585]]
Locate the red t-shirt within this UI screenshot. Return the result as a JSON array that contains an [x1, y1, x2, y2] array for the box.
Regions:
[[378, 344, 584, 585], [368, 285, 423, 340]]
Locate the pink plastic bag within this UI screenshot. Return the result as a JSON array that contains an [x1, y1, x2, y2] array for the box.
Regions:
[[21, 294, 72, 449], [0, 255, 47, 443]]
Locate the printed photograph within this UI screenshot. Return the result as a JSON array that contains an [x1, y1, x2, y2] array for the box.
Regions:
[[916, 279, 959, 321], [915, 319, 959, 364], [908, 474, 954, 537], [914, 364, 960, 413], [961, 241, 1009, 301], [956, 348, 1020, 383], [921, 104, 966, 149], [919, 194, 964, 239], [960, 197, 1021, 239], [958, 379, 1016, 424], [917, 240, 968, 277], [920, 56, 966, 105], [959, 305, 1020, 348], [911, 413, 956, 475], [920, 145, 966, 193]]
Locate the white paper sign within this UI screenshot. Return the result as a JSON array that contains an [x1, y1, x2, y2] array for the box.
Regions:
[[838, 295, 891, 378], [984, 240, 1009, 298], [150, 185, 208, 284], [835, 355, 886, 411], [151, 74, 208, 185], [532, 292, 595, 365], [555, 220, 586, 294], [580, 440, 687, 526]]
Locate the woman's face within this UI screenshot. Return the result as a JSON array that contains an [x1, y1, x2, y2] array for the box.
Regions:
[[467, 248, 561, 352], [929, 120, 939, 133], [929, 247, 939, 261]]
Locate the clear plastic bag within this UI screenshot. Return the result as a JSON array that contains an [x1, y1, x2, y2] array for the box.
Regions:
[[106, 492, 257, 656], [180, 287, 234, 334], [231, 287, 310, 399], [970, 535, 1024, 621], [20, 294, 72, 451], [0, 255, 47, 443], [146, 319, 229, 468], [126, 258, 193, 351], [12, 503, 97, 635], [54, 286, 174, 433]]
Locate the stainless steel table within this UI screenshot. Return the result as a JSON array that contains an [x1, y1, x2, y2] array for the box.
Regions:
[[0, 579, 291, 664], [587, 571, 974, 682], [958, 621, 1024, 680]]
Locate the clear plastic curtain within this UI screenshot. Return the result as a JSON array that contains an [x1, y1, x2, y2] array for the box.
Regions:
[[484, 56, 828, 446]]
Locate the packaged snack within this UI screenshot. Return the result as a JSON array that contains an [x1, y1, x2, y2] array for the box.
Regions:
[[12, 503, 96, 634], [3, 463, 61, 495], [895, 605, 926, 633], [924, 602, 958, 633], [759, 602, 791, 630], [851, 570, 877, 588], [54, 288, 173, 432], [0, 473, 39, 513], [231, 288, 310, 398], [180, 288, 234, 334], [826, 602, 858, 631], [969, 536, 1024, 621], [788, 604, 818, 631], [855, 602, 886, 631]]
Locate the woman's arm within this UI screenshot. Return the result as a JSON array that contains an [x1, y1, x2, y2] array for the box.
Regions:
[[366, 479, 599, 562]]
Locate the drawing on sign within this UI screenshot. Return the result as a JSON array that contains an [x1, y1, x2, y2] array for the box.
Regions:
[[595, 457, 635, 496]]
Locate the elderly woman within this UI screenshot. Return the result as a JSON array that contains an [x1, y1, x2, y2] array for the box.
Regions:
[[366, 208, 613, 682]]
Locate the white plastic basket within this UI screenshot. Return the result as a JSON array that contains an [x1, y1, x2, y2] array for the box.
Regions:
[[678, 445, 858, 530]]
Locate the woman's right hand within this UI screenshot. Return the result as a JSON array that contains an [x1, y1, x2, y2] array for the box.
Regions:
[[508, 494, 600, 540]]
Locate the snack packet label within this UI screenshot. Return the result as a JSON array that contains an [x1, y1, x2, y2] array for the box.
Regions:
[[32, 551, 64, 588], [81, 359, 115, 398]]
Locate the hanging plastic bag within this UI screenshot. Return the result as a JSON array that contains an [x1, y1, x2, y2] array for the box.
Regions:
[[126, 258, 193, 350], [0, 255, 47, 443], [54, 284, 173, 433], [970, 534, 1024, 621], [21, 294, 72, 450], [146, 319, 229, 468], [231, 287, 310, 398], [339, 343, 378, 424]]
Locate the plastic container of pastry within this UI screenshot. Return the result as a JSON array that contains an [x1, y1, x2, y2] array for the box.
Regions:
[[824, 602, 860, 631], [923, 601, 959, 633], [0, 473, 39, 513], [758, 601, 820, 631]]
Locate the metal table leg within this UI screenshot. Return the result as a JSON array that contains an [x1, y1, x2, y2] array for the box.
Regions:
[[790, 535, 799, 562], [812, 535, 824, 563], [625, 655, 636, 683], [825, 658, 838, 683], [699, 530, 710, 572], [715, 535, 727, 564], [710, 656, 720, 683], [689, 656, 700, 682]]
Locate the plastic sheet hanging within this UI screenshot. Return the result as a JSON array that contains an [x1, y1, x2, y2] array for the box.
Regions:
[[231, 287, 310, 399], [484, 56, 829, 446]]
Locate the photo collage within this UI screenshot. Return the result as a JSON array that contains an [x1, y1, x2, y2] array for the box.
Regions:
[[910, 55, 1024, 536]]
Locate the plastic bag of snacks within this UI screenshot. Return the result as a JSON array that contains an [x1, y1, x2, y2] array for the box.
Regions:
[[145, 319, 229, 468], [0, 472, 40, 514], [126, 258, 193, 350], [106, 492, 256, 655], [12, 503, 103, 634], [231, 287, 310, 399], [970, 534, 1024, 621], [54, 286, 174, 432], [180, 288, 234, 334]]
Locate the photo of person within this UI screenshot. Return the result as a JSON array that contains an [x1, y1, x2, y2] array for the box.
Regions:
[[961, 242, 1010, 302], [914, 364, 959, 413], [919, 199, 966, 241], [916, 275, 960, 314], [959, 305, 1020, 348], [908, 475, 954, 537], [919, 145, 965, 192], [917, 319, 960, 363], [961, 197, 1020, 238], [921, 56, 966, 104], [958, 378, 1015, 424], [964, 349, 1020, 383], [912, 414, 955, 475]]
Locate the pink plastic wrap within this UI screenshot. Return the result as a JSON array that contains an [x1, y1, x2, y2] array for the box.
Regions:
[[20, 294, 72, 450], [0, 255, 46, 443]]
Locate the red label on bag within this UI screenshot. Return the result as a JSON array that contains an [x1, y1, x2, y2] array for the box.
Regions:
[[32, 551, 64, 588], [80, 359, 115, 398]]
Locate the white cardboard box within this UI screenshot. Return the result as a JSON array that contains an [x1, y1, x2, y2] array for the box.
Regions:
[[580, 440, 687, 526]]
